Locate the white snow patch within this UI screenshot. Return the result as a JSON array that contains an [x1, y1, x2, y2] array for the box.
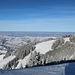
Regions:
[[70, 54, 74, 59], [64, 38, 70, 43], [0, 50, 7, 54], [35, 40, 55, 54], [16, 53, 31, 69], [0, 54, 5, 61], [0, 55, 16, 69]]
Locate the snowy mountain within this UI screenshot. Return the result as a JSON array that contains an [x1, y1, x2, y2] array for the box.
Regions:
[[0, 34, 75, 70]]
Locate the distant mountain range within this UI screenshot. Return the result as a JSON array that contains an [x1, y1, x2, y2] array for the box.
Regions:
[[0, 31, 75, 37]]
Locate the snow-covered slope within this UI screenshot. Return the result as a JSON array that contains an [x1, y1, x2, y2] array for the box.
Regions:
[[0, 55, 16, 69], [0, 50, 7, 61], [0, 50, 7, 54], [35, 40, 55, 54], [16, 53, 31, 69], [15, 40, 56, 68], [0, 54, 5, 61], [35, 37, 70, 54]]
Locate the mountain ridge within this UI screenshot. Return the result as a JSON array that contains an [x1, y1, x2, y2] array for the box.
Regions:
[[0, 34, 75, 70]]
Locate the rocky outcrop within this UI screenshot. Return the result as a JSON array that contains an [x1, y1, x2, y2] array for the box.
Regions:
[[2, 42, 36, 69], [69, 35, 75, 43], [62, 34, 73, 38], [45, 41, 75, 64], [3, 50, 12, 59], [51, 38, 64, 50], [12, 43, 36, 59]]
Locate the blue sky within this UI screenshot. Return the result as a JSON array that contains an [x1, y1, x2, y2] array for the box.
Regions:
[[0, 0, 75, 32]]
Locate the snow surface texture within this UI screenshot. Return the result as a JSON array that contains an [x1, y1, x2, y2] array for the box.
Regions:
[[35, 40, 55, 54], [0, 63, 70, 75], [0, 62, 75, 75]]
